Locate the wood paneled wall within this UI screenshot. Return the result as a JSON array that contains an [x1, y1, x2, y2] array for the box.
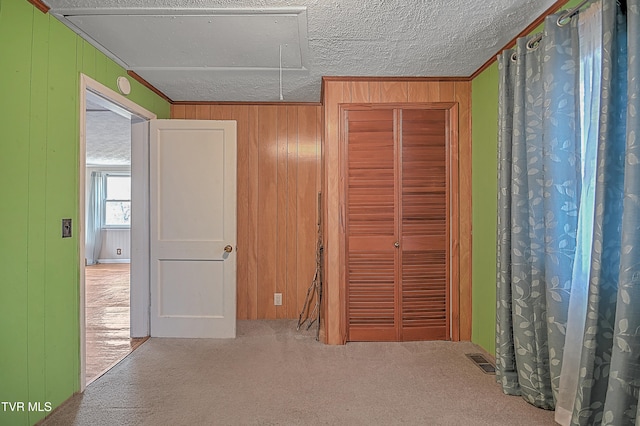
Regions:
[[321, 78, 472, 344], [171, 104, 322, 320]]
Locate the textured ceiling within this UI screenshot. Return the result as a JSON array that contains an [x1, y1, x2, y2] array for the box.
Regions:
[[44, 0, 558, 102], [86, 111, 131, 166], [86, 92, 132, 166]]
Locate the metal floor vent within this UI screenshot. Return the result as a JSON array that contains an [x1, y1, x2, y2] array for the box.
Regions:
[[465, 353, 496, 374]]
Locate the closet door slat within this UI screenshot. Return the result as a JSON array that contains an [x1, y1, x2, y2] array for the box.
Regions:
[[346, 109, 397, 341], [401, 109, 449, 341]]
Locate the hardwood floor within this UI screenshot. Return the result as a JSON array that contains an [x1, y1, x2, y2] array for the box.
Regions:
[[85, 263, 147, 385]]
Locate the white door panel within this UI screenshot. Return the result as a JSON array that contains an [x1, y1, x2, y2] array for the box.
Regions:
[[130, 118, 150, 337], [150, 119, 236, 338], [158, 260, 225, 317]]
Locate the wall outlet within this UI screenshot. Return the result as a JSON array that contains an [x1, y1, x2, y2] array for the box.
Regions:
[[116, 248, 122, 255], [274, 293, 283, 306]]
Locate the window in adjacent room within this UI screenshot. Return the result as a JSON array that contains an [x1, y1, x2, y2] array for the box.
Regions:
[[104, 174, 131, 227]]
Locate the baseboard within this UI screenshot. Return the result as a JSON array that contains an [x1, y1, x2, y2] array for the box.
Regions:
[[97, 259, 131, 264]]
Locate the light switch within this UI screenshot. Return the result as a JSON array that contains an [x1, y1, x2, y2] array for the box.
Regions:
[[62, 219, 72, 238]]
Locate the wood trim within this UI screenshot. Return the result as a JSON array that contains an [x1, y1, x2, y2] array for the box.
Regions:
[[318, 102, 327, 343], [27, 0, 49, 13], [173, 101, 322, 106], [395, 108, 402, 341], [322, 76, 471, 83], [455, 81, 472, 341], [339, 104, 349, 343], [323, 82, 347, 345], [339, 103, 459, 342], [470, 0, 573, 78], [448, 104, 461, 341], [335, 102, 457, 111], [319, 79, 326, 108], [126, 70, 174, 103]]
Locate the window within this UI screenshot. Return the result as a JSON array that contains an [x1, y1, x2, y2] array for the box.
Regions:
[[105, 175, 131, 227]]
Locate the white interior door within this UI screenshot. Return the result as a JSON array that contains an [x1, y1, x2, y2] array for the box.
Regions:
[[150, 119, 237, 338]]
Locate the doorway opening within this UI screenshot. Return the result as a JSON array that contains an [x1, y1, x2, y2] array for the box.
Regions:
[[79, 75, 157, 389], [84, 92, 139, 384]]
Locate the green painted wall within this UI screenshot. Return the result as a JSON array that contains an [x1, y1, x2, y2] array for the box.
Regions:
[[0, 1, 169, 424], [471, 62, 499, 355], [469, 0, 583, 355]]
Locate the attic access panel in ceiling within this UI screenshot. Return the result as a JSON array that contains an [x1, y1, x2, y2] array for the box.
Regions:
[[58, 8, 309, 70]]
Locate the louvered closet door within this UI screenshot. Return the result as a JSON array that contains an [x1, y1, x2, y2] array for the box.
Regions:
[[400, 109, 449, 341], [346, 109, 398, 341], [345, 106, 450, 342]]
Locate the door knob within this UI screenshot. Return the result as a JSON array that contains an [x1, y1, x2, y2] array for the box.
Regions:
[[224, 245, 233, 253], [394, 242, 400, 248]]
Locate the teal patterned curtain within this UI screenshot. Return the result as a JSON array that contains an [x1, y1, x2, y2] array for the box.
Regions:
[[556, 2, 604, 423], [496, 0, 640, 424], [496, 13, 581, 409], [571, 1, 640, 424]]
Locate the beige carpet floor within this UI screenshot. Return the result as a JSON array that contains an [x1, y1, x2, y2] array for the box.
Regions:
[[40, 320, 556, 426]]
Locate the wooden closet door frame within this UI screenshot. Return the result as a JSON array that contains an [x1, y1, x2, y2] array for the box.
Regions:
[[339, 102, 460, 342]]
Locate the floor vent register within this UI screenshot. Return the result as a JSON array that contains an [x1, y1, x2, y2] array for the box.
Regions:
[[465, 353, 496, 374]]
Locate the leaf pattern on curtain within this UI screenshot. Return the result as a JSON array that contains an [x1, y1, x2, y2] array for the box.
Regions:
[[497, 0, 640, 424], [572, 1, 640, 424], [606, 1, 640, 422], [496, 15, 581, 409]]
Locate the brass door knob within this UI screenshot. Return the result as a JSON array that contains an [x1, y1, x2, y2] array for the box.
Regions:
[[224, 245, 233, 253], [394, 242, 400, 248]]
